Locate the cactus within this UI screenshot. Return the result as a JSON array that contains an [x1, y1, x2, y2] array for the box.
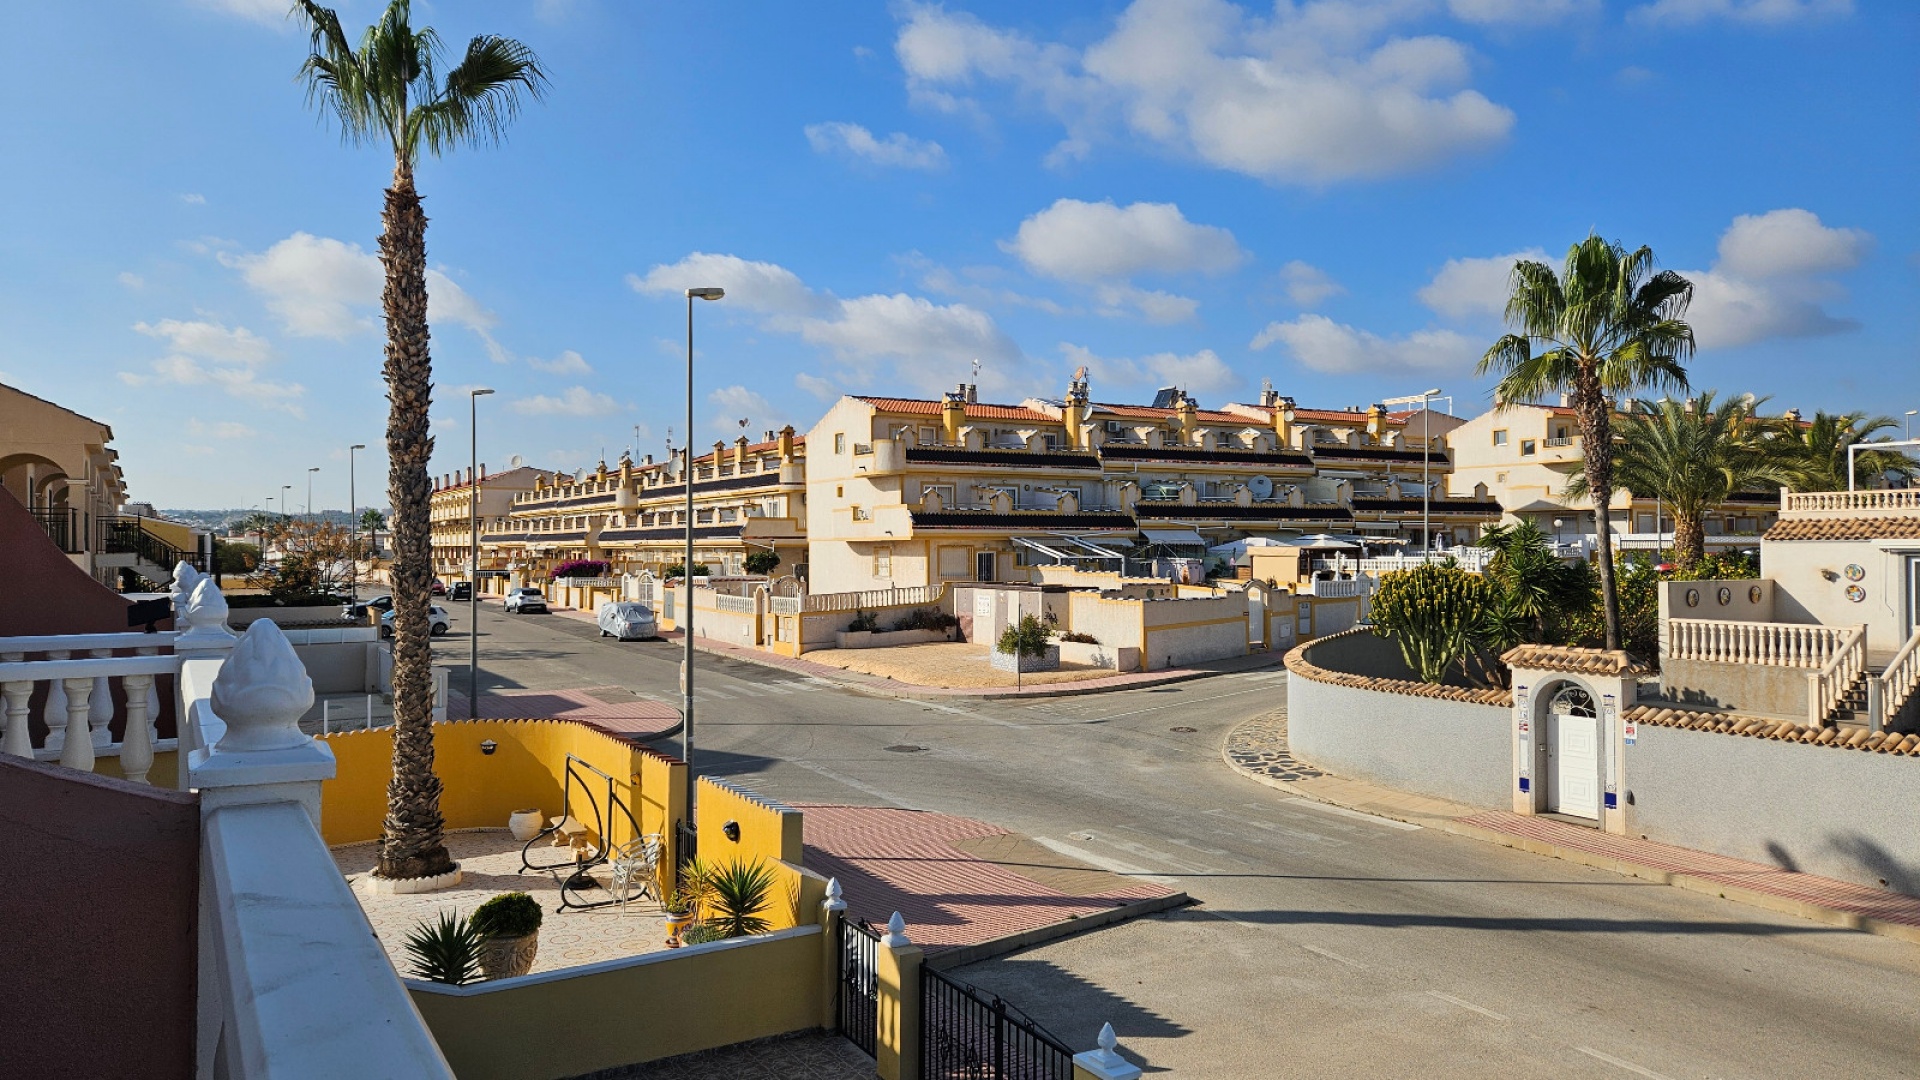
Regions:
[[1370, 563, 1498, 684]]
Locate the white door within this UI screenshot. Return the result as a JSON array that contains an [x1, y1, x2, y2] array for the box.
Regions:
[[1906, 556, 1920, 640], [1547, 686, 1601, 821]]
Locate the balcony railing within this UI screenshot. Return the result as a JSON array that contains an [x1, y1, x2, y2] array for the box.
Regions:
[[1665, 618, 1856, 668], [1781, 488, 1920, 517], [30, 507, 83, 553], [1543, 436, 1579, 448], [102, 515, 206, 571]]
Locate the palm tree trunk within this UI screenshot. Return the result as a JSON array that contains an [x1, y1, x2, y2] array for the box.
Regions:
[[1577, 376, 1622, 651], [376, 163, 454, 881], [1672, 513, 1706, 570]]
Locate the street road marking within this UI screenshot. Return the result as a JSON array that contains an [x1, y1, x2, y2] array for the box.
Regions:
[[1080, 685, 1272, 723], [1278, 798, 1422, 831], [756, 683, 795, 694], [696, 688, 734, 700], [1090, 833, 1221, 875], [1575, 1047, 1678, 1080], [1427, 991, 1508, 1021], [1300, 943, 1365, 968], [789, 759, 916, 808], [1032, 837, 1180, 885], [918, 700, 1023, 729]]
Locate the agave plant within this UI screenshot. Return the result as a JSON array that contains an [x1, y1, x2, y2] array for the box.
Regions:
[[705, 859, 779, 938], [402, 910, 488, 985]]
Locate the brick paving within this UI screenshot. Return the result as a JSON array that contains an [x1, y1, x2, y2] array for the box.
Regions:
[[797, 804, 1175, 953], [563, 1032, 874, 1080], [446, 685, 680, 740], [1459, 810, 1920, 929]]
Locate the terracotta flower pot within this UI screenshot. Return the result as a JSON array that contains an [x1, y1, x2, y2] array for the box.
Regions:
[[479, 933, 539, 980], [508, 809, 543, 842]]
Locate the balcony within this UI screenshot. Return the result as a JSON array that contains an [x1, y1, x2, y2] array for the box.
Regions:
[[30, 506, 83, 553], [1781, 488, 1920, 519]]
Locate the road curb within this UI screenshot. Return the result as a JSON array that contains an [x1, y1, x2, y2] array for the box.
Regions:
[[1220, 721, 1920, 947], [923, 892, 1193, 971]]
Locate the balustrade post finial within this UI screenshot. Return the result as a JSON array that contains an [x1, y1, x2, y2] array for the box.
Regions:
[[1073, 1022, 1143, 1080], [882, 910, 911, 948], [208, 620, 315, 754], [177, 578, 237, 653]]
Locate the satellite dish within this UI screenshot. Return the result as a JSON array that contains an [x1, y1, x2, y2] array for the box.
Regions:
[[509, 454, 524, 468], [1248, 475, 1274, 500]]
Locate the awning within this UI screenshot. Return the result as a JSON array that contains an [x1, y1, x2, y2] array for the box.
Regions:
[[1139, 528, 1208, 547]]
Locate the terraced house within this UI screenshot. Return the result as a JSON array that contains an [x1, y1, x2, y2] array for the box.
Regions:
[[479, 428, 806, 581], [803, 375, 1501, 595], [428, 464, 548, 583]]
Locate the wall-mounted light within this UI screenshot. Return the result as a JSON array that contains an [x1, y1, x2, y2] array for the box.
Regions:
[[480, 739, 498, 756], [1819, 568, 1839, 582], [722, 819, 740, 842]]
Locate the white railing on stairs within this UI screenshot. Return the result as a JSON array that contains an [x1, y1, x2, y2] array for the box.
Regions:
[[1665, 618, 1856, 667], [1872, 626, 1920, 733], [1806, 625, 1868, 727]]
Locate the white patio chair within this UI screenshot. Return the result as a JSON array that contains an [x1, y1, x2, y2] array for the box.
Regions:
[[608, 833, 662, 915]]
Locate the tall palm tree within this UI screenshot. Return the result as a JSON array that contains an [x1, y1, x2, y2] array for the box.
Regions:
[[294, 1, 546, 883], [1478, 235, 1695, 651], [1569, 392, 1795, 569], [1777, 410, 1915, 492]]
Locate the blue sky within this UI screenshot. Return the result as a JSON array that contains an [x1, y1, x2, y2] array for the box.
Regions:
[[2, 0, 1913, 509]]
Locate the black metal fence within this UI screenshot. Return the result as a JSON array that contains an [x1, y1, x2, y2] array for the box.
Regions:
[[836, 919, 880, 1057], [30, 507, 82, 553], [921, 965, 1074, 1080], [101, 516, 204, 571]]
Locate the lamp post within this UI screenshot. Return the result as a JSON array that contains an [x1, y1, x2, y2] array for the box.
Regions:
[[1382, 389, 1442, 559], [281, 485, 292, 526], [469, 388, 494, 715], [348, 444, 365, 601], [1907, 410, 1916, 441], [683, 287, 725, 797], [307, 467, 320, 522]]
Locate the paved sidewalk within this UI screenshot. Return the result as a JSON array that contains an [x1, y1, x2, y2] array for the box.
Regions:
[[446, 685, 681, 740], [1225, 709, 1920, 944], [799, 804, 1186, 959]]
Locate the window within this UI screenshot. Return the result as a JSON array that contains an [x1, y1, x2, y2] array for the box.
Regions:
[[835, 485, 844, 498], [1492, 430, 1508, 446], [874, 546, 892, 578], [938, 546, 969, 579], [1495, 472, 1508, 484], [1635, 514, 1654, 533], [718, 508, 736, 522], [921, 426, 939, 445], [852, 506, 870, 521], [975, 551, 996, 582], [834, 432, 846, 454], [1519, 439, 1536, 456], [922, 483, 955, 506]]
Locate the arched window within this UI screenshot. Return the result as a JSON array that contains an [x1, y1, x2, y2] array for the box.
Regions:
[[1547, 684, 1596, 719]]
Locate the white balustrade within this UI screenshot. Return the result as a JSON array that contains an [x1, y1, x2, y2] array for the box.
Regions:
[[1782, 488, 1920, 516], [802, 583, 948, 612], [1874, 626, 1920, 731], [1303, 575, 1373, 599], [1806, 626, 1868, 726], [1664, 618, 1857, 668], [43, 650, 69, 750]]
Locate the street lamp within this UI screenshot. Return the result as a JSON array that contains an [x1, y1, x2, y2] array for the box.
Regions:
[[1382, 388, 1442, 559], [308, 467, 320, 522], [348, 444, 366, 600], [469, 388, 494, 714], [281, 485, 292, 525], [683, 287, 725, 800], [1907, 410, 1916, 441]]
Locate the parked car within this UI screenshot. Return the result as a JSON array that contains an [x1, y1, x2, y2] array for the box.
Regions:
[[449, 581, 473, 601], [381, 605, 451, 639], [597, 601, 657, 641], [430, 578, 448, 596], [344, 594, 395, 620], [504, 587, 549, 614]]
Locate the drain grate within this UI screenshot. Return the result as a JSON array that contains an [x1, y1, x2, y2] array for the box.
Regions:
[[884, 744, 929, 753], [1169, 726, 1198, 733]]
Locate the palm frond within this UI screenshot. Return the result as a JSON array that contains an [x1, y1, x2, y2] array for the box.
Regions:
[[411, 34, 550, 157]]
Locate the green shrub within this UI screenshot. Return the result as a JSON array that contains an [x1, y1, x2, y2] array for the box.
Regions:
[[678, 921, 728, 945], [890, 607, 956, 632], [470, 892, 542, 938], [744, 550, 781, 576], [403, 911, 487, 985], [1370, 563, 1498, 684], [705, 858, 779, 938], [1059, 631, 1098, 645], [847, 609, 881, 632], [996, 614, 1054, 658]]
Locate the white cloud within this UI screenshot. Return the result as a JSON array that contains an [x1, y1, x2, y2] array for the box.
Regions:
[[709, 385, 784, 436], [805, 122, 948, 170], [120, 356, 306, 415], [628, 253, 826, 319], [134, 319, 272, 366], [220, 233, 497, 347], [1715, 207, 1871, 279], [117, 272, 145, 290], [527, 349, 593, 375], [1681, 271, 1857, 348], [632, 253, 1028, 397], [1007, 198, 1245, 282], [1276, 260, 1344, 307], [914, 257, 1075, 316], [795, 372, 839, 401], [1060, 343, 1239, 398], [186, 419, 257, 439], [1416, 248, 1547, 319], [895, 0, 1515, 185], [511, 386, 623, 417], [1629, 0, 1852, 26], [1447, 0, 1597, 25], [1250, 314, 1477, 374], [1091, 283, 1198, 324], [180, 193, 207, 205]]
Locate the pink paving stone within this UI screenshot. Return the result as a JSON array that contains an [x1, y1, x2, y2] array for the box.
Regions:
[[1460, 811, 1920, 927], [797, 804, 1173, 953], [446, 686, 680, 740]]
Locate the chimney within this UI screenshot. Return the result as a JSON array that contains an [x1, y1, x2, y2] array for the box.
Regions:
[[479, 463, 487, 480], [965, 383, 978, 405], [1558, 392, 1572, 407], [778, 425, 796, 460]]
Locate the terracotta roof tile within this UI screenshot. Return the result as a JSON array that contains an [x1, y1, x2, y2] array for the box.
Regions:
[[855, 396, 1055, 423], [1284, 628, 1513, 707], [1624, 704, 1920, 756], [1501, 644, 1650, 676], [1763, 516, 1920, 542]]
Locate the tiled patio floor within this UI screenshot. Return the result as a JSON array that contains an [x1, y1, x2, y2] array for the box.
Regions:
[[332, 829, 673, 977], [563, 1032, 875, 1080]]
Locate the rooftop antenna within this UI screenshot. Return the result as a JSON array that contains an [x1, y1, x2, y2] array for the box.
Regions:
[[971, 358, 981, 383]]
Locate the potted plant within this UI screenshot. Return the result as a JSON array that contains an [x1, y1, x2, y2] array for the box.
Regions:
[[471, 892, 543, 979], [706, 858, 778, 938], [661, 858, 716, 947], [402, 911, 487, 986]]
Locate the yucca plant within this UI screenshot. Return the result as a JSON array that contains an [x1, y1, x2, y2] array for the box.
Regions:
[[1370, 563, 1499, 685], [705, 858, 778, 938], [402, 910, 488, 985]]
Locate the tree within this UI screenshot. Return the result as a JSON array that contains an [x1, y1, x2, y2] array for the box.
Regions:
[[1478, 235, 1695, 651], [215, 540, 261, 576], [294, 0, 547, 883], [359, 507, 388, 552], [1777, 410, 1915, 492], [1476, 521, 1596, 644], [251, 520, 359, 603], [744, 549, 781, 576], [1567, 392, 1794, 569]]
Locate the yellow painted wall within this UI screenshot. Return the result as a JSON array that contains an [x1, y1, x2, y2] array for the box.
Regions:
[[90, 748, 180, 788], [695, 776, 811, 930], [410, 927, 825, 1080], [318, 721, 687, 863]]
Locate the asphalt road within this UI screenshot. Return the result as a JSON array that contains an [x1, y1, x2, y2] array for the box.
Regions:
[[437, 602, 1920, 1079]]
